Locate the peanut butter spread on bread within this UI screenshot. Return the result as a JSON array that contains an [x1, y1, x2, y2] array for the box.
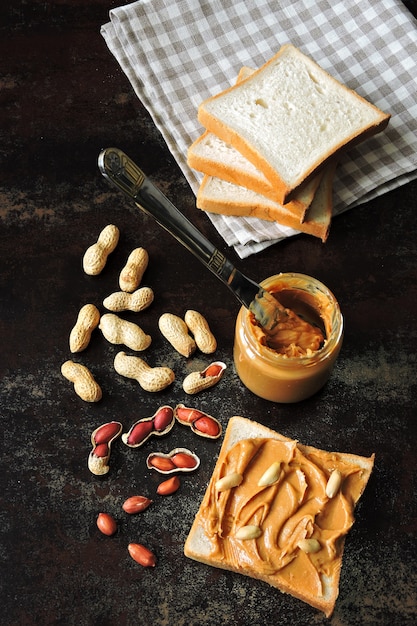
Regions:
[[200, 437, 365, 597]]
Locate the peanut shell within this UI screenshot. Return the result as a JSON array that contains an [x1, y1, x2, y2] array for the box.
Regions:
[[103, 287, 154, 313], [184, 309, 217, 354], [174, 404, 222, 439], [122, 406, 175, 448], [88, 421, 122, 476], [114, 351, 175, 392], [99, 313, 151, 351], [159, 313, 196, 357], [69, 303, 100, 353], [61, 360, 102, 402], [83, 224, 119, 275], [119, 247, 149, 292], [182, 361, 226, 394]]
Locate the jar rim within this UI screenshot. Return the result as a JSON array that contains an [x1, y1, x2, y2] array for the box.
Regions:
[[241, 272, 343, 365]]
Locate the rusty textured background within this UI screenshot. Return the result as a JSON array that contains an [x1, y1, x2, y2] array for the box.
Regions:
[[1, 2, 416, 625]]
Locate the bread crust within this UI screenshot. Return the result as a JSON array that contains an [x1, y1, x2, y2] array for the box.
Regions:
[[196, 160, 336, 242], [184, 415, 375, 617]]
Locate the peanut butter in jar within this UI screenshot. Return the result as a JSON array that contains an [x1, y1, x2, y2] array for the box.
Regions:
[[233, 273, 343, 403]]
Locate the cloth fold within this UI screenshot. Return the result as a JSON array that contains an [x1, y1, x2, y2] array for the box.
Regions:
[[101, 0, 417, 258]]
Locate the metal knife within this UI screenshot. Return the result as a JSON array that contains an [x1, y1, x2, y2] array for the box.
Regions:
[[98, 147, 284, 330]]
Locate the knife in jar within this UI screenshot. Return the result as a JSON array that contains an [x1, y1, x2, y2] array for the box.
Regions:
[[98, 147, 286, 330]]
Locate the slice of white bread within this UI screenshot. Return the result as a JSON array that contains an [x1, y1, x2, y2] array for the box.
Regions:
[[188, 66, 323, 218], [188, 130, 323, 218], [196, 158, 336, 242], [188, 129, 276, 199], [198, 44, 390, 204], [184, 416, 375, 617]]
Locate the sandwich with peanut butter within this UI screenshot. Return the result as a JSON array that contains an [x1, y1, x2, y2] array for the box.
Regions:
[[184, 416, 375, 617]]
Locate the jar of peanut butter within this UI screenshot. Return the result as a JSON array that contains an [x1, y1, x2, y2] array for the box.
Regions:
[[233, 273, 343, 403]]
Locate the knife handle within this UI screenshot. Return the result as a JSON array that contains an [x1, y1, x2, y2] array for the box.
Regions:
[[98, 147, 235, 284]]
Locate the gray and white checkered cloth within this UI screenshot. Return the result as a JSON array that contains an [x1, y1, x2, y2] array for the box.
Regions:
[[101, 0, 417, 258]]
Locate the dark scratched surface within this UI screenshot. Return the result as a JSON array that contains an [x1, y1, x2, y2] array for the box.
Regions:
[[1, 2, 416, 625]]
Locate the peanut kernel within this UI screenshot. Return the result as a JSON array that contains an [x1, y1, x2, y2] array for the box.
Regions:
[[215, 472, 243, 492], [235, 525, 262, 540], [326, 469, 342, 498], [258, 461, 282, 487], [297, 538, 321, 553]]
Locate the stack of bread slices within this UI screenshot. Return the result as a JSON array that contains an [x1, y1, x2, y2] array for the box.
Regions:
[[187, 44, 390, 242]]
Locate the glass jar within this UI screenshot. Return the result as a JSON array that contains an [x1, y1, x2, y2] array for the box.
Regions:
[[233, 273, 343, 403]]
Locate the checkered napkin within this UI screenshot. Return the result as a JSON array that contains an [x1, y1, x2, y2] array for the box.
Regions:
[[101, 0, 417, 258]]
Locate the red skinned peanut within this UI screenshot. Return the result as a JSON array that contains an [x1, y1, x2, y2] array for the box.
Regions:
[[97, 512, 117, 536], [122, 496, 153, 515], [157, 475, 180, 496], [128, 543, 156, 567], [153, 406, 174, 431]]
